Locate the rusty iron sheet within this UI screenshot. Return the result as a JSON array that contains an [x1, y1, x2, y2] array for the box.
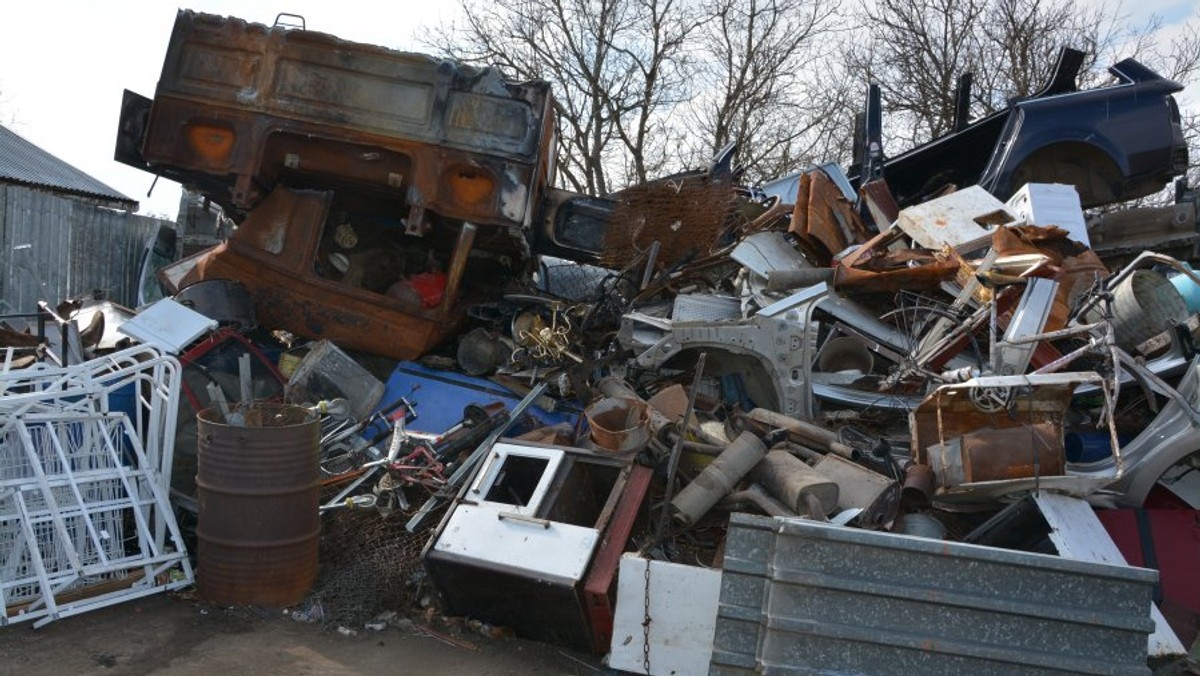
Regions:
[[959, 423, 1066, 483], [833, 246, 963, 293], [180, 187, 469, 361], [129, 10, 554, 230], [991, 223, 1094, 264], [789, 170, 871, 265], [993, 224, 1109, 313], [858, 177, 900, 228], [600, 175, 741, 270], [909, 374, 1101, 494]]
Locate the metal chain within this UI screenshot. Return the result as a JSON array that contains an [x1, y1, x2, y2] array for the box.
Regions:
[[642, 558, 652, 674]]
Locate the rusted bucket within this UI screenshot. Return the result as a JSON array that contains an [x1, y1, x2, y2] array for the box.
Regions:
[[196, 403, 320, 607], [585, 396, 651, 454]]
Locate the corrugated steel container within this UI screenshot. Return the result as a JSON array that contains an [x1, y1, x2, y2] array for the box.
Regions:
[[195, 403, 320, 607], [711, 513, 1158, 676], [0, 185, 163, 314], [710, 514, 775, 674]]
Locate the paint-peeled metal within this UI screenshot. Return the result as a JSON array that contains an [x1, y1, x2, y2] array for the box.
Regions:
[[196, 403, 320, 607]]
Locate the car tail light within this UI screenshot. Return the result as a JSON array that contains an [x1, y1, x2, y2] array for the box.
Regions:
[[186, 124, 235, 166]]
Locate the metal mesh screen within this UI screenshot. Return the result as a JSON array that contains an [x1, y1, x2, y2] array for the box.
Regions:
[[601, 177, 741, 270], [308, 505, 434, 628]]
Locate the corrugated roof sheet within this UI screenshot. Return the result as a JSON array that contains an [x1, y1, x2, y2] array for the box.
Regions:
[[0, 124, 137, 208]]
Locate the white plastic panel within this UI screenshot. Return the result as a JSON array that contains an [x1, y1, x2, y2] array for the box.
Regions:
[[117, 298, 216, 354]]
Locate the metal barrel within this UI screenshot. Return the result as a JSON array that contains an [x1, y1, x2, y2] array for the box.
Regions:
[[195, 403, 320, 607]]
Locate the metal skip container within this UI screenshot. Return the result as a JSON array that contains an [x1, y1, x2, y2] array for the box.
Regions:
[[196, 403, 320, 606]]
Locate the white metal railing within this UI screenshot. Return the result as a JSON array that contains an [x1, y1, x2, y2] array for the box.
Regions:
[[0, 346, 192, 627]]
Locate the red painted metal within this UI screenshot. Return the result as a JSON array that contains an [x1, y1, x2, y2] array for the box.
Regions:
[[583, 463, 652, 653]]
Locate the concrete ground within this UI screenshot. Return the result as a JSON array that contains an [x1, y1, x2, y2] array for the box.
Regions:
[[0, 593, 611, 676]]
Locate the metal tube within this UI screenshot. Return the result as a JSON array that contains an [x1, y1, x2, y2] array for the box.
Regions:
[[653, 353, 705, 543], [722, 484, 795, 518], [438, 222, 477, 314], [743, 408, 858, 459], [670, 430, 767, 527]]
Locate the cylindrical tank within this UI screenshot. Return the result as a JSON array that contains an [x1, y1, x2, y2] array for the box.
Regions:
[[585, 396, 651, 454], [671, 431, 767, 526], [750, 450, 839, 516], [1097, 270, 1188, 351], [196, 403, 320, 606]]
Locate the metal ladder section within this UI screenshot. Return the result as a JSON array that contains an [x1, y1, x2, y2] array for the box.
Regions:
[[0, 412, 193, 627]]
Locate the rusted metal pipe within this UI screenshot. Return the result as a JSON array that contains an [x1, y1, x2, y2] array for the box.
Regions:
[[742, 408, 859, 459], [438, 222, 476, 314], [901, 463, 935, 509]]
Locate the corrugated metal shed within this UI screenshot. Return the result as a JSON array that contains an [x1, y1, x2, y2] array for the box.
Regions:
[[0, 185, 164, 313], [711, 513, 1159, 676], [0, 124, 137, 208]]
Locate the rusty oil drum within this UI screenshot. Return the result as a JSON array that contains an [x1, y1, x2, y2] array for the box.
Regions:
[[195, 403, 320, 606]]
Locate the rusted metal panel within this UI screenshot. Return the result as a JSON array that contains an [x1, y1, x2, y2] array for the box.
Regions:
[[829, 221, 964, 293], [789, 169, 871, 264], [195, 403, 321, 607], [179, 186, 467, 360], [116, 11, 556, 361], [129, 10, 554, 230], [584, 463, 652, 653], [910, 373, 1118, 502]]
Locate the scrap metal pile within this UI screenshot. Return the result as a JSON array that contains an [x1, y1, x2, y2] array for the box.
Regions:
[[3, 8, 1199, 675]]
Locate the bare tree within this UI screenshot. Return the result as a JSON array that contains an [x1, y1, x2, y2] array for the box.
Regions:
[[428, 0, 696, 195], [842, 0, 987, 149], [431, 0, 1197, 199], [685, 0, 841, 181], [606, 0, 696, 183], [973, 0, 1106, 104]]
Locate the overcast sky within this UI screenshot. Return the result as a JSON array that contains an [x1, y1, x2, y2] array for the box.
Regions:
[[0, 0, 1196, 219]]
